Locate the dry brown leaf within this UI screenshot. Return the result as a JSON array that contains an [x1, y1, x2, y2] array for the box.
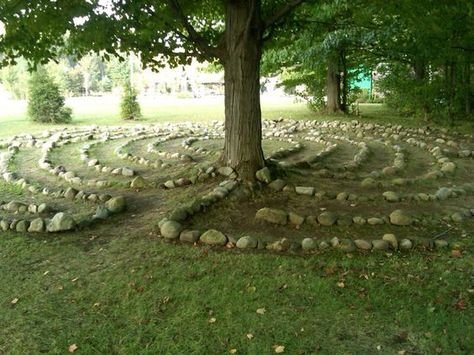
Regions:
[[274, 345, 285, 353], [68, 344, 78, 353]]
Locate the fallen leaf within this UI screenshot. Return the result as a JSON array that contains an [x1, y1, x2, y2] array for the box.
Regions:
[[452, 250, 462, 258], [71, 277, 79, 283], [68, 344, 78, 353], [43, 270, 50, 276], [229, 349, 237, 354], [454, 299, 467, 310], [208, 317, 216, 323], [274, 345, 285, 353], [246, 333, 254, 340], [247, 286, 256, 294], [11, 298, 19, 305], [337, 282, 345, 288], [256, 308, 266, 315]]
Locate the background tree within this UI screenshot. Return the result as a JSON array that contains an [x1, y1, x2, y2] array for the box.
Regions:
[[120, 81, 141, 121], [0, 0, 313, 180], [27, 67, 72, 124]]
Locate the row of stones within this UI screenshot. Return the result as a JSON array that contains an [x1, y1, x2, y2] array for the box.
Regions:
[[0, 196, 126, 234], [256, 164, 474, 207], [0, 200, 52, 215], [255, 203, 474, 227], [266, 118, 465, 180]]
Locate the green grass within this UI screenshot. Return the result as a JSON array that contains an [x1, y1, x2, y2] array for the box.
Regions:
[[1, 226, 473, 354], [0, 96, 314, 139], [1, 96, 474, 354]]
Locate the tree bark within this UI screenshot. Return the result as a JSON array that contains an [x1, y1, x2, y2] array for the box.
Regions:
[[326, 55, 341, 113], [340, 49, 348, 113], [220, 0, 265, 180]]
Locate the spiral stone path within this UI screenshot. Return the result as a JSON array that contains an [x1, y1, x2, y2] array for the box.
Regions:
[[0, 119, 472, 253]]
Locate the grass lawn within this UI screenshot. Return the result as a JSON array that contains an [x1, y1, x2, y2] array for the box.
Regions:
[[0, 96, 473, 354]]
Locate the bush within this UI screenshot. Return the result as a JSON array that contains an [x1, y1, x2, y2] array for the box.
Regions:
[[27, 68, 72, 124], [120, 81, 141, 120]]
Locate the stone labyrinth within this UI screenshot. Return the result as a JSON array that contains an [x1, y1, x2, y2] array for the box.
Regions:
[[0, 119, 473, 253]]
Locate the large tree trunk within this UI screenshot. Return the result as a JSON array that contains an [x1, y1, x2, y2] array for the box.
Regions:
[[220, 0, 265, 181], [326, 55, 341, 113]]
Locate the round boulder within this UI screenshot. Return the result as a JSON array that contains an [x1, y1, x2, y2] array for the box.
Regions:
[[200, 229, 228, 246], [160, 220, 183, 240]]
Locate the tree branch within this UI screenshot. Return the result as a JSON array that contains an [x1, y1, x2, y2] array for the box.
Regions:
[[264, 0, 307, 29], [165, 0, 223, 59]]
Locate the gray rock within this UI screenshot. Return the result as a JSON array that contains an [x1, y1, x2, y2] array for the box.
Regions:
[[383, 191, 400, 202], [389, 210, 414, 226], [268, 179, 286, 191], [436, 187, 452, 201], [200, 229, 227, 246], [105, 196, 126, 213], [353, 216, 366, 225], [289, 212, 305, 226], [319, 241, 330, 249], [122, 167, 135, 176], [38, 203, 50, 213], [338, 239, 356, 252], [336, 192, 349, 201], [217, 166, 234, 177], [441, 162, 456, 173], [266, 238, 291, 252], [295, 186, 315, 196], [382, 234, 398, 249], [47, 213, 76, 232], [367, 217, 384, 225], [236, 236, 258, 249], [64, 187, 79, 200], [5, 201, 25, 212], [28, 218, 45, 233], [0, 219, 9, 231], [361, 177, 377, 188], [16, 220, 29, 232], [179, 230, 201, 243], [93, 206, 110, 220], [28, 204, 38, 214], [354, 239, 372, 250], [164, 180, 175, 189], [256, 167, 272, 183], [255, 208, 288, 225], [451, 212, 464, 222], [301, 238, 317, 251], [372, 239, 389, 251], [160, 220, 183, 239], [399, 239, 413, 250], [318, 212, 338, 226], [130, 176, 147, 188]]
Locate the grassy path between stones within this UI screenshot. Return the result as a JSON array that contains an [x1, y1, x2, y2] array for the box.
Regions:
[[0, 225, 472, 354]]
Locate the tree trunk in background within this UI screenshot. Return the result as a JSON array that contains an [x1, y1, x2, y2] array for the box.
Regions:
[[464, 56, 471, 116], [326, 56, 341, 113], [413, 59, 430, 117], [340, 50, 348, 113], [220, 0, 265, 181]]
